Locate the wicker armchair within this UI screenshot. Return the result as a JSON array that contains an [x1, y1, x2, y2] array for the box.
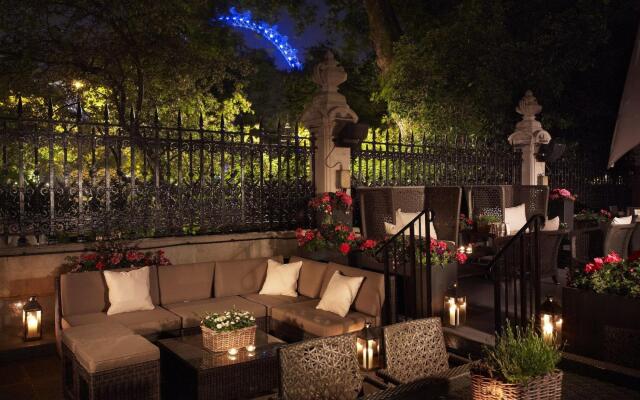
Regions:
[[572, 223, 636, 264], [424, 186, 462, 244], [278, 334, 364, 400], [465, 185, 549, 221], [376, 318, 470, 385], [358, 186, 425, 240]]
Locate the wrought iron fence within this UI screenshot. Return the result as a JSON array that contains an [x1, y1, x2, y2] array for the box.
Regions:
[[547, 145, 632, 210], [0, 100, 315, 243], [351, 131, 522, 188]]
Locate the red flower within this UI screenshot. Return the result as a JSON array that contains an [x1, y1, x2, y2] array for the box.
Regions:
[[81, 253, 97, 261], [360, 239, 377, 250], [305, 231, 315, 241], [126, 250, 138, 262], [321, 193, 330, 203], [603, 251, 622, 264], [456, 252, 468, 264], [95, 261, 106, 271], [110, 253, 123, 266], [338, 243, 351, 255]]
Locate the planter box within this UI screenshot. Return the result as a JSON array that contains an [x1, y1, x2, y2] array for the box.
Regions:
[[562, 287, 640, 368], [548, 198, 574, 231], [401, 262, 458, 318], [471, 370, 562, 400], [299, 248, 349, 264]]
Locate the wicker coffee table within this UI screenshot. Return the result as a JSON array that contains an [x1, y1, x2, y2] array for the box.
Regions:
[[159, 329, 285, 400]]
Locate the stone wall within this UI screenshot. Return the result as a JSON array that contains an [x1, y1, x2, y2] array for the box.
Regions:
[[0, 231, 297, 327]]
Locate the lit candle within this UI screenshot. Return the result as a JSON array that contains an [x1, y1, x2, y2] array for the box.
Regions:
[[542, 314, 553, 342], [366, 339, 375, 370], [448, 298, 457, 326], [227, 347, 238, 356], [246, 344, 256, 352], [465, 245, 473, 254], [458, 246, 465, 253], [26, 314, 38, 337]]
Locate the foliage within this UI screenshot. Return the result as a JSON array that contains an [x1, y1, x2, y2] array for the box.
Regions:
[[379, 235, 468, 267], [477, 214, 501, 225], [459, 213, 474, 231], [308, 191, 353, 216], [478, 321, 561, 384], [570, 251, 640, 298], [60, 240, 171, 273], [295, 224, 377, 256], [574, 208, 613, 222], [201, 309, 256, 332]]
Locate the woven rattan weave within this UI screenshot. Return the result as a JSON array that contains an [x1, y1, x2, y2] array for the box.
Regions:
[[201, 324, 256, 352], [470, 370, 562, 400]]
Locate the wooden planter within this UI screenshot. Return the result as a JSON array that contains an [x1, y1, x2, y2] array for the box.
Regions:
[[201, 325, 256, 353], [562, 287, 640, 368], [471, 370, 563, 400]]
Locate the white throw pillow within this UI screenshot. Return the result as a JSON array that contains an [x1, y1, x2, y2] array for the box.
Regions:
[[395, 209, 438, 239], [504, 204, 527, 235], [259, 259, 303, 297], [384, 222, 399, 236], [104, 266, 155, 316], [316, 271, 364, 317], [542, 216, 560, 231], [612, 216, 633, 225]]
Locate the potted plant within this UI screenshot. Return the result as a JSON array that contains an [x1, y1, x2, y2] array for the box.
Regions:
[[308, 191, 353, 226], [548, 188, 576, 231], [563, 251, 640, 367], [200, 309, 257, 353], [459, 213, 475, 245], [471, 322, 563, 400], [477, 214, 501, 235], [295, 224, 377, 264]]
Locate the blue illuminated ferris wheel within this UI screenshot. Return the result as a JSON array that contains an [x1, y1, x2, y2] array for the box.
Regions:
[[216, 7, 303, 70]]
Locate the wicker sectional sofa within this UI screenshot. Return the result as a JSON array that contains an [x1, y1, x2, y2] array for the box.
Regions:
[[56, 255, 385, 346]]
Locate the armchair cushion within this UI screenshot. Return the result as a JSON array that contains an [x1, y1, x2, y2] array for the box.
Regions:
[[271, 299, 369, 337], [164, 296, 267, 329]]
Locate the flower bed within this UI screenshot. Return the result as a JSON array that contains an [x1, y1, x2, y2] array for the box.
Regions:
[[60, 240, 171, 273]]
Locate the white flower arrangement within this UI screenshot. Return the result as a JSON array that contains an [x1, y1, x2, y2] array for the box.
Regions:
[[201, 308, 256, 333]]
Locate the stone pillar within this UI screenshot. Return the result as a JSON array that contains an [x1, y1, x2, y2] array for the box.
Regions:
[[301, 51, 358, 194], [508, 91, 551, 185]]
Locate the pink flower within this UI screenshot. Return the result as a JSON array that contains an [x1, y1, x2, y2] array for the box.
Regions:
[[81, 253, 97, 261], [347, 232, 356, 241], [338, 243, 351, 255], [110, 253, 122, 266], [95, 261, 106, 271], [603, 251, 622, 264], [456, 252, 468, 264], [126, 250, 138, 262], [559, 189, 571, 197], [360, 239, 377, 250]]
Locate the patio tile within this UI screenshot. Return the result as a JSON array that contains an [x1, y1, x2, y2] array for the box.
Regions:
[[0, 361, 28, 385], [22, 356, 60, 382], [0, 383, 36, 400]]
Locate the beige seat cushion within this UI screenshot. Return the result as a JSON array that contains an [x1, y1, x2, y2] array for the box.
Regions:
[[164, 296, 267, 329], [214, 256, 283, 297], [62, 322, 134, 352], [271, 299, 370, 337], [158, 262, 214, 305], [241, 293, 311, 316], [62, 312, 110, 329], [75, 335, 159, 373], [325, 263, 385, 320], [108, 307, 182, 335], [288, 256, 328, 298]]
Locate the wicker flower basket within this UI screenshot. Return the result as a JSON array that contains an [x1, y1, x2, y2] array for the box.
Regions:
[[471, 370, 563, 400], [201, 324, 256, 353]]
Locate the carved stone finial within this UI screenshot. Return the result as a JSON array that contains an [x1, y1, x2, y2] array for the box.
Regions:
[[311, 51, 347, 93], [516, 90, 542, 120]]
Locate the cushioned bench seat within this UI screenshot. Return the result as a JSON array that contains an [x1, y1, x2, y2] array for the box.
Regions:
[[271, 299, 369, 337], [75, 335, 159, 374], [62, 307, 182, 335], [62, 322, 134, 352], [241, 293, 311, 316], [164, 296, 268, 329]]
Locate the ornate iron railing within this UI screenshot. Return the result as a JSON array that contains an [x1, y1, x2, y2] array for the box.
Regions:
[[351, 131, 522, 187], [0, 101, 315, 243]]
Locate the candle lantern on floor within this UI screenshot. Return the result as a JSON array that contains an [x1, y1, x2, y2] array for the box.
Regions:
[[356, 322, 380, 370], [23, 296, 42, 341], [540, 296, 562, 344], [443, 283, 466, 327]]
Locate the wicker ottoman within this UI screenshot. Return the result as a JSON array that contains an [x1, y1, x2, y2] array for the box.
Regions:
[[61, 322, 134, 400], [74, 335, 160, 400]]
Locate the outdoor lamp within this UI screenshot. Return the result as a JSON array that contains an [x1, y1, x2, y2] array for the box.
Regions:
[[356, 322, 380, 370], [540, 296, 562, 344], [443, 283, 466, 327], [23, 296, 42, 341]]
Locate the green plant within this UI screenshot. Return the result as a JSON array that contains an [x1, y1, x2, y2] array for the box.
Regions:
[[480, 321, 561, 384], [570, 252, 640, 298], [477, 214, 501, 225], [201, 309, 256, 332]]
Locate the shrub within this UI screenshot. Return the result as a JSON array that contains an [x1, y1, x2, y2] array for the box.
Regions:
[[480, 322, 561, 384]]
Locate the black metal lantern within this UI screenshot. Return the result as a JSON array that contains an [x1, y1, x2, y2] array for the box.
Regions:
[[356, 322, 380, 370], [443, 282, 466, 327], [23, 296, 42, 341], [540, 296, 562, 344]]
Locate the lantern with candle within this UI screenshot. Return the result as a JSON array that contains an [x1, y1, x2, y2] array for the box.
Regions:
[[356, 323, 380, 370], [23, 296, 42, 341], [443, 283, 466, 327], [540, 296, 562, 344]]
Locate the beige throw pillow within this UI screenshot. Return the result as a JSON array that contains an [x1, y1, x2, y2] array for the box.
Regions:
[[542, 216, 560, 231], [104, 266, 155, 316], [504, 203, 527, 235], [316, 271, 364, 317], [612, 216, 633, 225], [259, 259, 303, 297]]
